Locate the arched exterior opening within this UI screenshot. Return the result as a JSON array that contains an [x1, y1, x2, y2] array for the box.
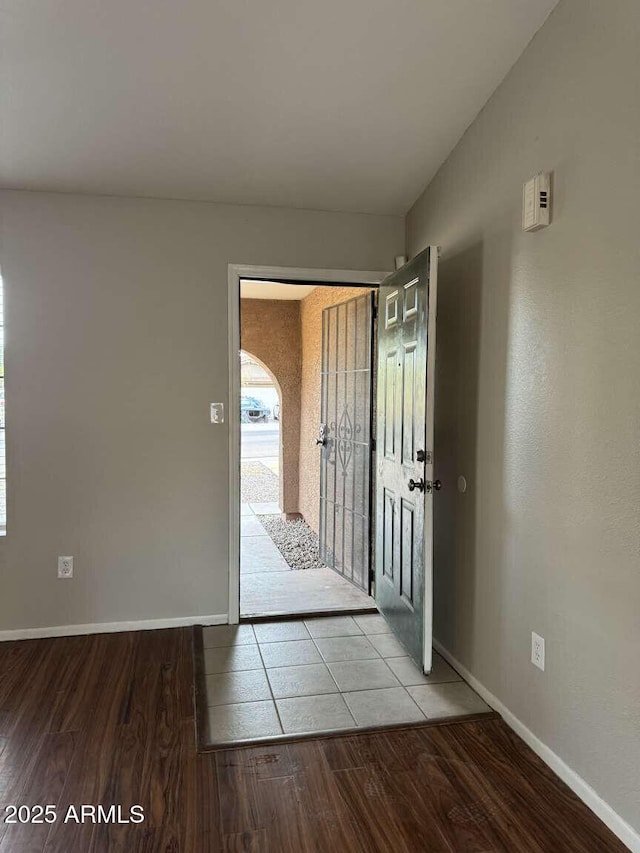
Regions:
[[240, 350, 282, 421], [239, 295, 302, 516], [239, 350, 286, 512]]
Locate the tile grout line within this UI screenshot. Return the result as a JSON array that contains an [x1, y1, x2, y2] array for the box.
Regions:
[[306, 625, 351, 700], [305, 621, 424, 727], [208, 676, 464, 703], [204, 645, 485, 737], [205, 644, 459, 683], [370, 654, 432, 715], [272, 621, 359, 732], [205, 624, 471, 723], [254, 629, 286, 736], [306, 622, 364, 729], [329, 655, 425, 722]]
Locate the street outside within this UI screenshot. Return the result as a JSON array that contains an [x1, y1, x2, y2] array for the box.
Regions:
[[241, 422, 279, 459]]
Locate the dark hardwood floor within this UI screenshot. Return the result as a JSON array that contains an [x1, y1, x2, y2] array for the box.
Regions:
[[0, 628, 627, 852]]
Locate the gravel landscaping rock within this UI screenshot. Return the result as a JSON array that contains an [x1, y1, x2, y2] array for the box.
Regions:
[[241, 461, 279, 503], [257, 515, 328, 571]]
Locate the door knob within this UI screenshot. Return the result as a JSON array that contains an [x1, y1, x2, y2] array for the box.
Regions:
[[408, 477, 425, 493], [433, 479, 442, 491]]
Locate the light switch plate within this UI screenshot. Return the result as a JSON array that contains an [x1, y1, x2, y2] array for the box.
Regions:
[[210, 402, 225, 424]]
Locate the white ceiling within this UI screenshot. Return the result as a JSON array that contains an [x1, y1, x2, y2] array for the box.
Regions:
[[0, 0, 557, 215], [240, 281, 316, 301]]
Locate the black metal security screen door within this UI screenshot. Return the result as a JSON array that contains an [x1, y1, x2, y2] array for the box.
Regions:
[[318, 291, 374, 592], [375, 247, 438, 671]]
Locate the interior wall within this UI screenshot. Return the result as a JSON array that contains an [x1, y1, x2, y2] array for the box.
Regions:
[[0, 190, 403, 631], [298, 285, 372, 533], [240, 298, 301, 514], [406, 0, 640, 835]]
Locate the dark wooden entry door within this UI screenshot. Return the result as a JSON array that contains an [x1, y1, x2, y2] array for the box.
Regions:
[[375, 247, 438, 670], [318, 291, 374, 593]]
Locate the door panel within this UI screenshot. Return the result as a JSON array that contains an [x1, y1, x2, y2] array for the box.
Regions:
[[401, 343, 417, 465], [375, 247, 438, 670], [383, 488, 395, 579], [400, 498, 415, 603], [384, 351, 397, 458], [319, 291, 374, 592]]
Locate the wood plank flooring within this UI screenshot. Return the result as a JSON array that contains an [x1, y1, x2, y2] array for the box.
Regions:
[[0, 628, 627, 852]]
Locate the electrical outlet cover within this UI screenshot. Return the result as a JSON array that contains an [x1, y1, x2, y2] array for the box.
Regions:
[[531, 631, 545, 671], [58, 556, 74, 578]]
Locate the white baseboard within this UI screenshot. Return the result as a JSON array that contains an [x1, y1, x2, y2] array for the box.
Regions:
[[433, 639, 639, 853], [0, 613, 228, 642]]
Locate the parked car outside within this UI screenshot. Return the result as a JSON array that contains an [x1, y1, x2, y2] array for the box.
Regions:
[[241, 395, 271, 423], [272, 402, 280, 421]]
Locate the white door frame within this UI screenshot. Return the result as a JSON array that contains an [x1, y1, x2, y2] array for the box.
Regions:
[[422, 246, 439, 673], [227, 263, 390, 624]]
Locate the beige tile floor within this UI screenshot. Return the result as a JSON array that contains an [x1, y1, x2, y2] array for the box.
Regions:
[[240, 503, 374, 617], [203, 613, 492, 745]]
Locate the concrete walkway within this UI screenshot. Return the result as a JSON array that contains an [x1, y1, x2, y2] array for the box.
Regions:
[[240, 504, 374, 618]]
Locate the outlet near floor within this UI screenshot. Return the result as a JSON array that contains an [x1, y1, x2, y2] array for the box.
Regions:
[[531, 631, 545, 671], [58, 556, 74, 579]]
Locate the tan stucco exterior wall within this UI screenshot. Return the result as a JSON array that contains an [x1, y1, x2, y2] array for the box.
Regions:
[[240, 298, 301, 514], [298, 286, 372, 533]]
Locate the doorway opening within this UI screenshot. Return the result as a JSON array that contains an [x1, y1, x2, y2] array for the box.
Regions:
[[238, 276, 379, 619], [204, 253, 494, 745], [229, 252, 439, 674]]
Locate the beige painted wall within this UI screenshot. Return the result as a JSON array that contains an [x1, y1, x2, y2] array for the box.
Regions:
[[240, 298, 301, 514], [407, 0, 640, 834], [298, 286, 372, 533], [0, 190, 403, 631]]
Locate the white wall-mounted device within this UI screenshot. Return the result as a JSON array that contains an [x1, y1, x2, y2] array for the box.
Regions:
[[210, 402, 225, 424], [531, 631, 545, 671], [522, 172, 551, 232], [58, 556, 74, 578]]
